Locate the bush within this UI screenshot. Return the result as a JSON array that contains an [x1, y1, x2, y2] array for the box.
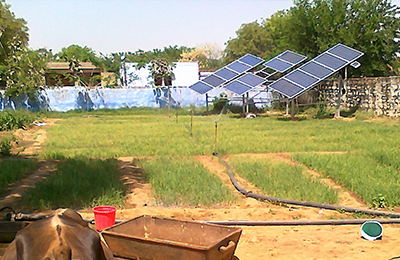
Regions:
[[0, 110, 38, 131]]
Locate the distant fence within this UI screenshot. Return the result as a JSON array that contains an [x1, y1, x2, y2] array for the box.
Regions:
[[321, 76, 400, 117], [0, 86, 273, 112]]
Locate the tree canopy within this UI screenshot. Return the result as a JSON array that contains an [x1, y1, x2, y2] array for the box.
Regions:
[[224, 0, 400, 77]]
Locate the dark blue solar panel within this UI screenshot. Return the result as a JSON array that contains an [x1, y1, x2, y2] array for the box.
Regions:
[[215, 68, 239, 81], [315, 53, 347, 70], [189, 81, 213, 94], [286, 71, 319, 88], [279, 52, 306, 64], [224, 81, 252, 95], [300, 62, 334, 79], [269, 79, 304, 97], [264, 59, 292, 72], [203, 75, 225, 87], [227, 61, 251, 73], [329, 44, 363, 62], [268, 44, 364, 99], [239, 54, 264, 67], [238, 74, 265, 87]]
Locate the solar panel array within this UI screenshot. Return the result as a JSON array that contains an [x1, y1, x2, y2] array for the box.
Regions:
[[190, 51, 307, 96], [225, 51, 307, 95], [189, 54, 264, 95], [268, 43, 364, 99]]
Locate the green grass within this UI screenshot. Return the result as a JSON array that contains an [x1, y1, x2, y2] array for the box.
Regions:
[[0, 159, 37, 194], [139, 156, 236, 206], [293, 151, 400, 208], [11, 107, 398, 209], [228, 156, 338, 204], [24, 158, 126, 210]]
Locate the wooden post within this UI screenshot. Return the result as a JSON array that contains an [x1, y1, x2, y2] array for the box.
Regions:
[[206, 94, 209, 112]]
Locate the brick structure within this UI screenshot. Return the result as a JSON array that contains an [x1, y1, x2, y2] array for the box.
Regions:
[[320, 77, 400, 117]]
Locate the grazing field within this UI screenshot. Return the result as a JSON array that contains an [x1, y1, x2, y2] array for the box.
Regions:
[[3, 108, 400, 210]]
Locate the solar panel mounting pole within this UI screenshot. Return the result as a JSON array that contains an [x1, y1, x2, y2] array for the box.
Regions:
[[286, 98, 289, 115], [246, 92, 250, 113], [335, 74, 344, 118], [206, 94, 209, 112], [291, 99, 295, 120]]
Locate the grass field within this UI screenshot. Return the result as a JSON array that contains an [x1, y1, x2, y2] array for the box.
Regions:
[[2, 108, 400, 210], [229, 156, 338, 204]]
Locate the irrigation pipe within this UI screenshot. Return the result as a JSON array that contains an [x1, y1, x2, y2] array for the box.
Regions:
[[207, 218, 400, 226], [213, 152, 400, 218]]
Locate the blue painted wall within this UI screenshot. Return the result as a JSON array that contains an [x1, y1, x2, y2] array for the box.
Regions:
[[0, 86, 272, 111]]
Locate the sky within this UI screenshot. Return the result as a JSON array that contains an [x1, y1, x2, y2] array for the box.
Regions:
[[5, 0, 294, 55], [5, 0, 400, 56]]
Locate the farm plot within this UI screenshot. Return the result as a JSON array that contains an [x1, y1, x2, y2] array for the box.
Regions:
[[35, 111, 400, 210], [228, 155, 338, 204]]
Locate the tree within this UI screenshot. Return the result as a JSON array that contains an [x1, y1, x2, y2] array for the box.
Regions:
[[55, 44, 104, 70], [0, 0, 29, 87], [223, 21, 274, 64], [179, 43, 222, 70], [224, 0, 400, 77], [149, 58, 174, 87], [0, 1, 48, 102]]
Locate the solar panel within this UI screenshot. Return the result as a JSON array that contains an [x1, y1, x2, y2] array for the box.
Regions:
[[279, 51, 307, 64], [301, 62, 334, 79], [203, 75, 225, 87], [222, 50, 307, 95], [264, 59, 293, 72], [238, 74, 265, 87], [286, 71, 319, 88], [227, 61, 251, 73], [189, 82, 214, 95], [215, 68, 239, 81], [314, 53, 347, 70], [270, 79, 304, 97], [268, 43, 364, 99], [224, 81, 252, 96], [239, 54, 265, 67], [328, 44, 362, 61], [189, 53, 266, 94]]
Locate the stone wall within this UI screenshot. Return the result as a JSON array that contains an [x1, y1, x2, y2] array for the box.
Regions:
[[320, 76, 400, 117]]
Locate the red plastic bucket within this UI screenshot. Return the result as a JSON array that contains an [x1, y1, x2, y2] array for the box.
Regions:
[[93, 206, 116, 231]]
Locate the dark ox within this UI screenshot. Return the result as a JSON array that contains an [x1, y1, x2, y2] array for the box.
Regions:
[[2, 209, 114, 260]]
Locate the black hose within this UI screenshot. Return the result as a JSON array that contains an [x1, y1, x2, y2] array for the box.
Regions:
[[207, 219, 400, 226], [213, 153, 400, 218]]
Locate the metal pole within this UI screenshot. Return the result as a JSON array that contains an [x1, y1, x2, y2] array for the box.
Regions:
[[291, 99, 295, 120], [246, 92, 249, 113], [335, 74, 344, 118], [242, 95, 245, 114], [206, 94, 209, 112], [190, 110, 193, 137], [286, 98, 289, 115], [214, 122, 218, 154]]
